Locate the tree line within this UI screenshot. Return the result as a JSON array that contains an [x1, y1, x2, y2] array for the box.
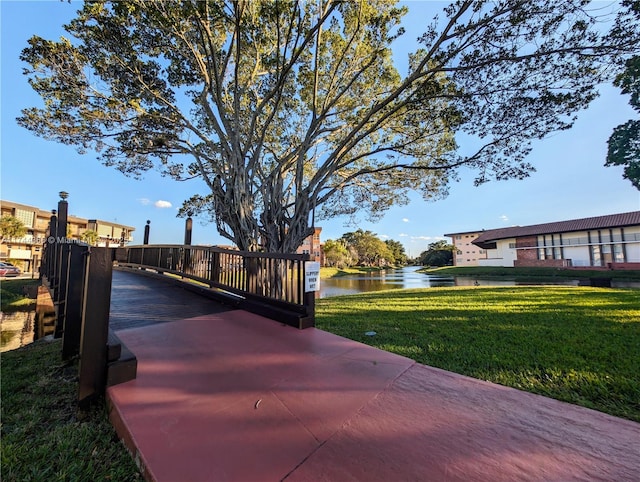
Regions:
[[322, 230, 454, 268]]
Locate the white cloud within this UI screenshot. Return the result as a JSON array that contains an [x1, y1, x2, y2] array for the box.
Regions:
[[399, 233, 408, 237], [500, 214, 509, 222], [155, 200, 172, 208], [412, 235, 445, 241], [402, 218, 410, 223], [379, 234, 390, 239], [138, 198, 151, 205]]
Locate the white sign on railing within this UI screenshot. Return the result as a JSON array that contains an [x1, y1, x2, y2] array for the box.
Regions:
[[305, 261, 320, 292]]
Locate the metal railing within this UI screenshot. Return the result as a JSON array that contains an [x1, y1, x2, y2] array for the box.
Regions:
[[118, 244, 315, 329]]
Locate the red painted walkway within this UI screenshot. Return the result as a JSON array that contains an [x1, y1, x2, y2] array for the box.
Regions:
[[107, 309, 640, 482]]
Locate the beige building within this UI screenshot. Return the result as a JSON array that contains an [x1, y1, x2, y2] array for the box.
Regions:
[[1, 199, 135, 273], [295, 227, 323, 263], [444, 230, 488, 267]]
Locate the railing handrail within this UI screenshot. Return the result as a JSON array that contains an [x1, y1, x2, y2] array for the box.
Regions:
[[124, 244, 307, 261]]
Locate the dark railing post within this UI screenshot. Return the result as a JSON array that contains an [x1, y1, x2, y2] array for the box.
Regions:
[[143, 220, 150, 245], [47, 211, 58, 281], [62, 243, 88, 360], [54, 192, 69, 288], [302, 258, 317, 328], [78, 247, 113, 407], [54, 243, 71, 338], [184, 216, 192, 245]]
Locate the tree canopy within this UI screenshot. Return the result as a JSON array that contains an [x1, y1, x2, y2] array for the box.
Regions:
[[19, 0, 639, 252], [419, 240, 454, 266], [606, 56, 640, 189]]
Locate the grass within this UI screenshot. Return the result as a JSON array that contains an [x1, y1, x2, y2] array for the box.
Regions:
[[421, 265, 640, 280], [316, 286, 640, 422], [1, 279, 39, 312], [1, 339, 143, 481]]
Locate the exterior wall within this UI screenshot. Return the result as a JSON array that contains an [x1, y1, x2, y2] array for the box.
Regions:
[[514, 259, 570, 268], [479, 238, 517, 267], [534, 227, 640, 267], [447, 232, 488, 267]]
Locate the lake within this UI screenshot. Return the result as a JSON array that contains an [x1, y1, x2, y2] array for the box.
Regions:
[[318, 266, 640, 298]]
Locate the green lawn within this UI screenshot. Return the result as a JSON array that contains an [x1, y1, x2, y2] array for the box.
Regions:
[[316, 286, 640, 422], [1, 339, 143, 481]]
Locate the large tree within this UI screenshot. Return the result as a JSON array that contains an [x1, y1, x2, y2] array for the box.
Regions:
[[19, 0, 638, 252], [606, 55, 640, 189], [605, 0, 639, 190]]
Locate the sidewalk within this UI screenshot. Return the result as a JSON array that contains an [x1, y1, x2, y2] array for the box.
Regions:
[[107, 310, 640, 481]]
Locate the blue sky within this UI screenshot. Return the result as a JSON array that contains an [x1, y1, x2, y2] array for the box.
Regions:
[[2, 1, 639, 256]]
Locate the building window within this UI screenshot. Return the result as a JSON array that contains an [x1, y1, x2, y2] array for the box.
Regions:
[[14, 209, 35, 228], [613, 244, 624, 263], [456, 236, 461, 240], [508, 243, 516, 249]]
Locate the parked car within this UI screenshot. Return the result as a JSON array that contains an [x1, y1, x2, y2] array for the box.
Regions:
[[0, 262, 21, 277]]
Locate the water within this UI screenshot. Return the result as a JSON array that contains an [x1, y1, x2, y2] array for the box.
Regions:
[[0, 311, 35, 352], [318, 266, 640, 298]]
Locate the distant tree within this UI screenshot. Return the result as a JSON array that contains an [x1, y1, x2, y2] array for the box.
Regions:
[[341, 229, 393, 266], [18, 1, 639, 253], [419, 240, 454, 266], [0, 216, 27, 243], [322, 239, 352, 268], [80, 229, 99, 246], [385, 239, 407, 266]]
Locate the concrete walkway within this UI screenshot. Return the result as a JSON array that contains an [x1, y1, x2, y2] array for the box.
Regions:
[[107, 307, 640, 481]]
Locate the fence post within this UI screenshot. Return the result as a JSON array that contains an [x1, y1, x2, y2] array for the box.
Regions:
[[47, 211, 58, 282], [62, 243, 88, 360], [53, 192, 69, 290], [53, 242, 71, 338], [77, 247, 113, 407]]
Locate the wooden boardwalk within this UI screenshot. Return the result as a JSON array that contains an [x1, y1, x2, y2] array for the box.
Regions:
[[107, 270, 640, 482], [109, 270, 232, 331]]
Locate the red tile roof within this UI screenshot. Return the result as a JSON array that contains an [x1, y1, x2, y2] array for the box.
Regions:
[[473, 211, 640, 247]]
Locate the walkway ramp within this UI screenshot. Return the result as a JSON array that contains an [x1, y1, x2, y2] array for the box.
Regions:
[[107, 309, 640, 481]]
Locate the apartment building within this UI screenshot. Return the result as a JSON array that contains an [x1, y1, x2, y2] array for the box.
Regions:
[[295, 227, 323, 263], [1, 199, 135, 272], [444, 230, 489, 267], [471, 211, 640, 268]]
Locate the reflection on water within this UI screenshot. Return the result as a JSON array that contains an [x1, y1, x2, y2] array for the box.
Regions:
[[1, 311, 34, 352], [318, 266, 640, 298], [1, 285, 57, 352]]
